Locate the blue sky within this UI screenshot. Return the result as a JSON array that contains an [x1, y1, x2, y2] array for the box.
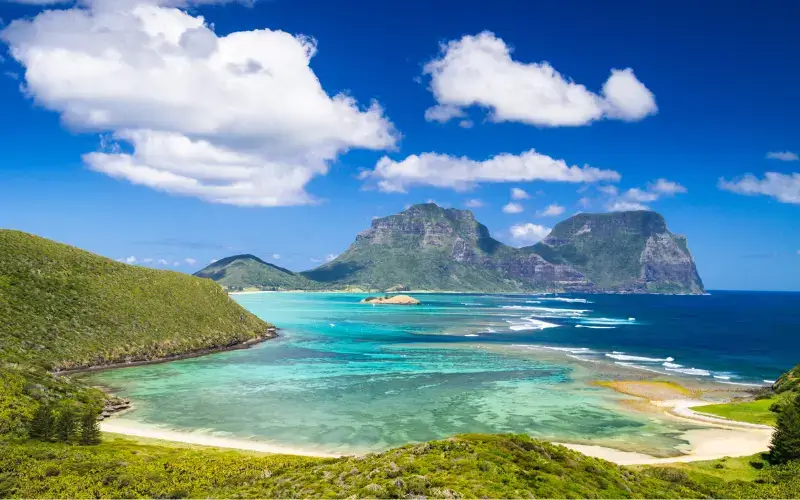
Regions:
[[1, 0, 799, 290]]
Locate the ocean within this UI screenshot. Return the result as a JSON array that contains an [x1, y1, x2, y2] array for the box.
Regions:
[[86, 291, 800, 456]]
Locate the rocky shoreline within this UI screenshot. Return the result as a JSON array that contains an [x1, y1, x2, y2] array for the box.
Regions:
[[52, 327, 278, 376]]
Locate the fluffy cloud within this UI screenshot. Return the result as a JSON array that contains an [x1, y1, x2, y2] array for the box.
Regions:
[[464, 198, 484, 208], [142, 257, 154, 263], [537, 203, 565, 217], [509, 223, 551, 244], [719, 172, 800, 204], [2, 1, 396, 206], [361, 149, 619, 193], [650, 178, 688, 195], [184, 257, 197, 265], [502, 202, 524, 214], [766, 151, 798, 161], [124, 256, 137, 264], [511, 187, 530, 200], [157, 258, 169, 266], [272, 253, 281, 260], [324, 253, 338, 262], [423, 32, 657, 127], [604, 178, 686, 211], [606, 200, 649, 212]]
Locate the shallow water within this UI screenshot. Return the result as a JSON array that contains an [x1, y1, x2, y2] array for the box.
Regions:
[[87, 291, 800, 455]]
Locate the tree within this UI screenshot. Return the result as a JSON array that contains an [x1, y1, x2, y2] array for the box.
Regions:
[[30, 403, 54, 441], [79, 409, 101, 445], [769, 393, 800, 465], [55, 406, 76, 443]]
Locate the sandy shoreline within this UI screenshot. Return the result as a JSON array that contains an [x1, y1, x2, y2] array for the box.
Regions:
[[101, 397, 773, 465], [100, 420, 342, 458]]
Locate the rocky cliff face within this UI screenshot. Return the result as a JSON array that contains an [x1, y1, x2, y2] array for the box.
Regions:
[[531, 211, 704, 293]]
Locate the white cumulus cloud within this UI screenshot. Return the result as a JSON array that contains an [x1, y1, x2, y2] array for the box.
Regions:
[[184, 257, 197, 265], [1, 1, 397, 206], [603, 178, 686, 212], [325, 253, 338, 262], [766, 151, 799, 161], [511, 187, 530, 200], [157, 258, 169, 266], [464, 198, 484, 208], [502, 202, 524, 214], [537, 203, 565, 217], [272, 253, 281, 260], [719, 172, 800, 204], [423, 31, 657, 127], [509, 223, 551, 244], [124, 256, 137, 264], [361, 149, 619, 193]]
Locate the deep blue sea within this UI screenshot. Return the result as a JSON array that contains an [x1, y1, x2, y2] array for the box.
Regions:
[[87, 291, 800, 456]]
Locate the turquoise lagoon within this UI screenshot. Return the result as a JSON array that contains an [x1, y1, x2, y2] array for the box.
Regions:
[[86, 291, 800, 456]]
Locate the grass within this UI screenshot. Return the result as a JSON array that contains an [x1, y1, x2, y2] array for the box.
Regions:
[[2, 433, 800, 499], [0, 433, 741, 499], [693, 399, 778, 426], [0, 230, 271, 372]]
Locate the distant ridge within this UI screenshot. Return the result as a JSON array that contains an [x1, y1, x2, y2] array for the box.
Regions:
[[199, 204, 704, 294], [195, 254, 322, 291]]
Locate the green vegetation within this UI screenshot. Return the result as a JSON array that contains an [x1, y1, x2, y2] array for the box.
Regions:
[[1, 230, 271, 371], [2, 434, 800, 499], [194, 254, 325, 291], [692, 363, 800, 427], [0, 229, 272, 439], [694, 399, 778, 426], [774, 363, 800, 394], [0, 433, 781, 499], [769, 394, 800, 465]]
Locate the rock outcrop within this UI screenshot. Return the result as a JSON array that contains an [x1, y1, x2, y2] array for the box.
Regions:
[[361, 295, 421, 305]]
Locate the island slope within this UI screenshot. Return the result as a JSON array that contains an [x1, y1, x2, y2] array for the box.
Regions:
[[0, 230, 273, 372]]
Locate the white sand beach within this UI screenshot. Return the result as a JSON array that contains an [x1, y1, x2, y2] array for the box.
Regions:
[[100, 419, 342, 458], [560, 426, 772, 465]]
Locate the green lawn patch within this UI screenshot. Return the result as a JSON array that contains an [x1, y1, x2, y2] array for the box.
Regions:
[[693, 398, 777, 426]]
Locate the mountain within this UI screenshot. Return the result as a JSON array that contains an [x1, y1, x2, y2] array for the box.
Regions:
[[0, 230, 273, 372], [194, 254, 321, 291], [530, 211, 705, 293], [301, 204, 703, 293], [302, 203, 540, 291]]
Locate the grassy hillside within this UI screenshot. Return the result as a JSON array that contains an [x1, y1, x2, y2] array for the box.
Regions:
[[0, 433, 762, 498], [3, 434, 800, 499], [0, 230, 271, 371], [194, 254, 324, 291]]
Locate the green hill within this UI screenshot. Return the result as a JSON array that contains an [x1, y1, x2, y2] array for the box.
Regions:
[[194, 254, 322, 291], [0, 229, 273, 436], [0, 230, 272, 371]]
